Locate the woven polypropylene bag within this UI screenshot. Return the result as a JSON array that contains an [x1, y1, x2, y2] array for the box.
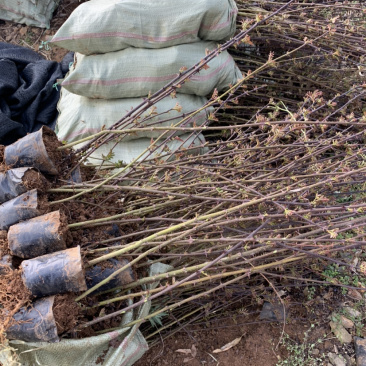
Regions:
[[61, 42, 242, 99], [57, 127, 208, 167], [0, 0, 58, 28], [56, 89, 213, 144], [50, 0, 238, 55]]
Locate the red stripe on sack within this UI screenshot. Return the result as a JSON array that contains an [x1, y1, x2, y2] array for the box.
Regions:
[[52, 30, 198, 43], [190, 56, 233, 82], [52, 10, 237, 44], [201, 9, 238, 31], [62, 74, 178, 87]]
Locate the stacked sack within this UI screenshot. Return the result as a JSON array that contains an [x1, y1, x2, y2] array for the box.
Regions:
[[0, 0, 58, 28], [53, 0, 241, 166]]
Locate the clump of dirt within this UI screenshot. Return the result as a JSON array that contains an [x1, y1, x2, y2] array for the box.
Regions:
[[59, 210, 71, 245], [53, 293, 82, 335], [0, 145, 9, 173], [22, 169, 50, 191], [0, 230, 9, 257], [36, 192, 50, 215], [42, 127, 63, 168], [99, 260, 118, 271], [89, 302, 125, 334], [0, 269, 32, 342]]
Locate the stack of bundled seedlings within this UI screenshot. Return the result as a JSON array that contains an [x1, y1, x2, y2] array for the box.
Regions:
[[1, 0, 366, 365], [46, 0, 366, 342]]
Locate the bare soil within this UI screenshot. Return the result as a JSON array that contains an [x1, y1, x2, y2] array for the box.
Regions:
[[0, 145, 8, 173], [136, 288, 361, 366], [42, 126, 63, 168], [53, 293, 81, 335], [0, 230, 9, 257], [0, 0, 87, 62], [0, 269, 32, 342], [22, 169, 50, 192]]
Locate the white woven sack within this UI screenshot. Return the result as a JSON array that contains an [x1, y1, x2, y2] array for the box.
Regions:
[[56, 89, 213, 143], [82, 133, 208, 167], [50, 0, 238, 55], [0, 0, 58, 28], [61, 42, 242, 99]]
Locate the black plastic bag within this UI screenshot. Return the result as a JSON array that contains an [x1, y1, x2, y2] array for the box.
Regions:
[[6, 296, 59, 342], [4, 126, 59, 175], [8, 210, 67, 259], [0, 167, 45, 204], [21, 246, 87, 297], [86, 258, 135, 294], [0, 189, 43, 230]]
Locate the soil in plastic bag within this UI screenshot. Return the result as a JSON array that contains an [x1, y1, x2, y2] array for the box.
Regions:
[[8, 210, 68, 259], [4, 126, 62, 175], [0, 269, 32, 343], [6, 296, 59, 343], [0, 168, 48, 204], [21, 246, 87, 297], [53, 293, 82, 335], [0, 189, 47, 230], [86, 258, 135, 294]]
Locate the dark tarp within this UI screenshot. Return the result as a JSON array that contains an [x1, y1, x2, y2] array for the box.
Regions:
[[0, 42, 73, 145]]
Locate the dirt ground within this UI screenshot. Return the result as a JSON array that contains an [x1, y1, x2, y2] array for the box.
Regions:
[[0, 1, 365, 365], [0, 0, 86, 62], [135, 288, 361, 366]]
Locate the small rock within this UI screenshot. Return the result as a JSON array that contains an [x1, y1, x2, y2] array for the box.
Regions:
[[330, 321, 352, 344], [328, 352, 347, 366], [19, 27, 27, 36], [359, 261, 366, 275], [344, 354, 356, 365], [355, 337, 366, 366], [259, 302, 287, 321], [311, 348, 320, 356], [340, 315, 355, 329], [348, 289, 363, 301], [343, 307, 361, 319]]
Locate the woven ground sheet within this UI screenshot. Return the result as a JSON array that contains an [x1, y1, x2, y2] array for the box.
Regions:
[[0, 263, 172, 366]]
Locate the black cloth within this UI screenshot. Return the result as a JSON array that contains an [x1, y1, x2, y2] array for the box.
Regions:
[[0, 42, 73, 145]]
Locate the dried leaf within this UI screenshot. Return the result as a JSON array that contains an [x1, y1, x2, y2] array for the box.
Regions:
[[191, 345, 197, 358], [212, 337, 242, 353], [176, 349, 192, 355]]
